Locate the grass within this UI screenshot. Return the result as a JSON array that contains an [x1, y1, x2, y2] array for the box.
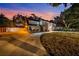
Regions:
[[40, 32, 79, 56]]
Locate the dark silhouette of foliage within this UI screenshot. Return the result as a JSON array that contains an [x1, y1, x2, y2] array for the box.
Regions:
[[51, 3, 79, 29], [0, 13, 10, 27]]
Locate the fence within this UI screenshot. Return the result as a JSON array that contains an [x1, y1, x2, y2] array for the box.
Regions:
[[0, 27, 6, 32], [0, 27, 30, 34], [54, 27, 79, 32], [0, 27, 27, 33]]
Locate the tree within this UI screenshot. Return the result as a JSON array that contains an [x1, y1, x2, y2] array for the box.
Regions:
[[13, 14, 26, 27], [61, 4, 79, 29], [0, 13, 10, 27], [50, 3, 70, 7], [54, 16, 64, 27], [31, 13, 39, 20], [51, 3, 79, 29]]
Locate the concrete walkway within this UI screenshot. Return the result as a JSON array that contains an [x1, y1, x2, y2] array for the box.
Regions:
[[0, 32, 48, 56]]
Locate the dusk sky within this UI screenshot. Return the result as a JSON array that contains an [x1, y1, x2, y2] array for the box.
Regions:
[[0, 3, 66, 20]]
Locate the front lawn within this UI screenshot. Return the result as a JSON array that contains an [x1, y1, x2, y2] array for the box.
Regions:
[[40, 32, 79, 56]]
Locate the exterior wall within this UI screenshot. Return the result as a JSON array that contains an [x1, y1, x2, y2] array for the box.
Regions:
[[48, 22, 52, 31], [27, 18, 56, 32], [0, 27, 6, 32], [52, 23, 56, 30], [0, 27, 28, 33], [28, 20, 40, 25], [0, 27, 19, 32], [29, 25, 40, 32], [6, 28, 20, 32], [48, 22, 56, 31], [39, 20, 48, 31], [55, 27, 63, 31], [27, 19, 41, 32]]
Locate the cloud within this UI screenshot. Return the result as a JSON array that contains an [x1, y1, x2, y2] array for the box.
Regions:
[[0, 8, 60, 21]]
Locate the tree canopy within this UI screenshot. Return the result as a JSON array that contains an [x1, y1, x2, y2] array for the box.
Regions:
[[0, 14, 10, 27], [51, 3, 79, 29]]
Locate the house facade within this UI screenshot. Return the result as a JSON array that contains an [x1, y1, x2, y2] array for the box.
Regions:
[[27, 16, 56, 32], [0, 14, 56, 33]]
